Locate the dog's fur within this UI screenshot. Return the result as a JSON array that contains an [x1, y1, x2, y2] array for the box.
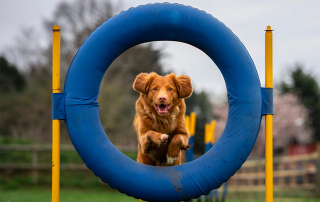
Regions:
[[133, 72, 193, 166]]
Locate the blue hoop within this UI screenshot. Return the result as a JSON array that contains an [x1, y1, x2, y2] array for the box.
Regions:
[[64, 3, 262, 201]]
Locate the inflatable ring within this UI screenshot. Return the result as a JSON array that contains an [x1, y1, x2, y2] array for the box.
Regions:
[[64, 3, 262, 201]]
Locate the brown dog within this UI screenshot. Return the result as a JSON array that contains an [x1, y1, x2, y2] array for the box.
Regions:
[[133, 72, 193, 166]]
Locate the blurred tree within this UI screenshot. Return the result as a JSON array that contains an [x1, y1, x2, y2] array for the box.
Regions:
[[213, 93, 312, 157], [185, 90, 214, 154], [0, 58, 52, 141], [278, 64, 320, 142], [0, 0, 167, 145], [0, 56, 25, 92], [0, 56, 27, 136]]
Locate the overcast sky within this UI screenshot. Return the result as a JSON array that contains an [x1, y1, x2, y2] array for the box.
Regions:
[[1, 0, 319, 97]]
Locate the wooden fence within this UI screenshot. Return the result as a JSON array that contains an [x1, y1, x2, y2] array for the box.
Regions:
[[226, 148, 320, 198], [1, 144, 319, 198], [0, 144, 135, 184]]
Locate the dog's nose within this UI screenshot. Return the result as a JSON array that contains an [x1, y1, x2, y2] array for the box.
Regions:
[[158, 96, 166, 102]]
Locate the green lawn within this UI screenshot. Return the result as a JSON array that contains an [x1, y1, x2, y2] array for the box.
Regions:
[[1, 188, 319, 202], [1, 188, 137, 202]]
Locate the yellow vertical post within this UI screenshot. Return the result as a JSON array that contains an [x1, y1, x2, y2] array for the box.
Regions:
[[204, 121, 216, 144], [265, 25, 273, 202], [190, 112, 196, 136], [52, 25, 60, 202]]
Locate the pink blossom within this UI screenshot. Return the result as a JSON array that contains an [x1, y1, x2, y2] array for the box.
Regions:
[[213, 93, 312, 157]]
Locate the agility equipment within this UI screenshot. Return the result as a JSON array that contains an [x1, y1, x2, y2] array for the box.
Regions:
[[52, 3, 274, 202]]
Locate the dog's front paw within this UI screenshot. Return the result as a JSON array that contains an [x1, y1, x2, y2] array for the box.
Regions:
[[161, 134, 169, 144], [181, 144, 191, 150], [146, 131, 168, 147], [166, 154, 178, 165]]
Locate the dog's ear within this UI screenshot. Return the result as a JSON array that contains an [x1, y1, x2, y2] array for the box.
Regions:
[[133, 73, 156, 94], [174, 75, 193, 98]]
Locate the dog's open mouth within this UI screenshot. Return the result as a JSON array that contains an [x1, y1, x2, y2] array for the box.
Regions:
[[155, 104, 171, 115]]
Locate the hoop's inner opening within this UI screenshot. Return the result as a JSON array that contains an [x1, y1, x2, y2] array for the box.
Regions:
[[98, 41, 228, 163]]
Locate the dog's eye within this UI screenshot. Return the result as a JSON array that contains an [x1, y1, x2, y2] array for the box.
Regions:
[[153, 87, 157, 91], [168, 87, 173, 91]]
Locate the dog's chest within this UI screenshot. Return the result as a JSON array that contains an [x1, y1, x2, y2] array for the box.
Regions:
[[151, 119, 177, 135]]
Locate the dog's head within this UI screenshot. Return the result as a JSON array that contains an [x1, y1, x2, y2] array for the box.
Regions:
[[133, 72, 193, 116]]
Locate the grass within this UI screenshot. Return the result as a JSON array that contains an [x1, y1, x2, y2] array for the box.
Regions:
[[0, 188, 137, 202], [1, 188, 320, 202]]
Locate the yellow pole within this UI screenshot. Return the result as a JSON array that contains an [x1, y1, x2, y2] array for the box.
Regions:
[[204, 120, 216, 144], [190, 112, 196, 136], [265, 25, 273, 202], [52, 25, 60, 202]]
